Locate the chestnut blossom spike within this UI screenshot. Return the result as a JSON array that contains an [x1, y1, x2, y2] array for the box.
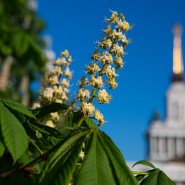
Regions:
[[75, 10, 131, 126], [33, 50, 73, 127]]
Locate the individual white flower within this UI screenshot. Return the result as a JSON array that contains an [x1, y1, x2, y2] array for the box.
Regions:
[[108, 78, 118, 89], [106, 10, 118, 23], [109, 29, 125, 41], [54, 86, 63, 96], [103, 65, 118, 78], [48, 75, 59, 85], [55, 99, 63, 104], [53, 67, 62, 75], [90, 76, 104, 89], [79, 150, 85, 160], [91, 49, 100, 61], [54, 57, 68, 66], [97, 89, 111, 104], [61, 78, 70, 88], [60, 50, 69, 57], [110, 44, 124, 57], [97, 38, 112, 49], [50, 112, 60, 122], [77, 88, 90, 101], [67, 56, 72, 63], [64, 67, 72, 79], [94, 110, 104, 126], [81, 102, 95, 116], [121, 35, 129, 47], [31, 102, 41, 110], [42, 87, 54, 100], [100, 52, 113, 64], [86, 63, 100, 75], [103, 25, 111, 35], [45, 120, 55, 128], [114, 57, 124, 69], [78, 76, 89, 88], [116, 19, 130, 31], [61, 92, 68, 101], [63, 87, 69, 93]]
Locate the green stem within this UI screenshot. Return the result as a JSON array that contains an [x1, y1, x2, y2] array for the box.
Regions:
[[28, 137, 44, 155], [88, 88, 97, 102], [76, 116, 85, 127], [132, 171, 148, 175]]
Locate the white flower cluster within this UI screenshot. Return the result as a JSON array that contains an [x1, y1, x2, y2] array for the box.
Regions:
[[76, 11, 130, 126], [32, 50, 73, 127]]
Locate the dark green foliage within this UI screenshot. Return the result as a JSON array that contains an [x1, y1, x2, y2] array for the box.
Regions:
[[39, 119, 138, 185], [0, 98, 176, 185], [0, 102, 28, 162], [140, 169, 175, 185], [33, 103, 68, 119], [133, 160, 176, 185]]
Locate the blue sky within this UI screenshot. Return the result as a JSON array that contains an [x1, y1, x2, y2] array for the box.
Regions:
[[38, 0, 185, 161]]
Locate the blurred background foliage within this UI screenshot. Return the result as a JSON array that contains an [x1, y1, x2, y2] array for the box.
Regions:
[[0, 0, 47, 105]]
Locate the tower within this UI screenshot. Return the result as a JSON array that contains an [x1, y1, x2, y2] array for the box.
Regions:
[[148, 24, 185, 185]]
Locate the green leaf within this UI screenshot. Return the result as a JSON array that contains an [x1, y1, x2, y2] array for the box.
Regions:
[[39, 126, 138, 185], [140, 169, 175, 185], [98, 131, 138, 185], [0, 102, 28, 162], [38, 130, 92, 185], [33, 103, 68, 119], [132, 160, 156, 169], [76, 130, 116, 185], [0, 139, 5, 157], [0, 98, 36, 119], [84, 117, 98, 128]]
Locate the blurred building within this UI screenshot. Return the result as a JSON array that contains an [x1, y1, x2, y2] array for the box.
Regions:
[[148, 25, 185, 185]]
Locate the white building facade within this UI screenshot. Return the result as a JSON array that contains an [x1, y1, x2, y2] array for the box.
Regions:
[[148, 25, 185, 185]]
